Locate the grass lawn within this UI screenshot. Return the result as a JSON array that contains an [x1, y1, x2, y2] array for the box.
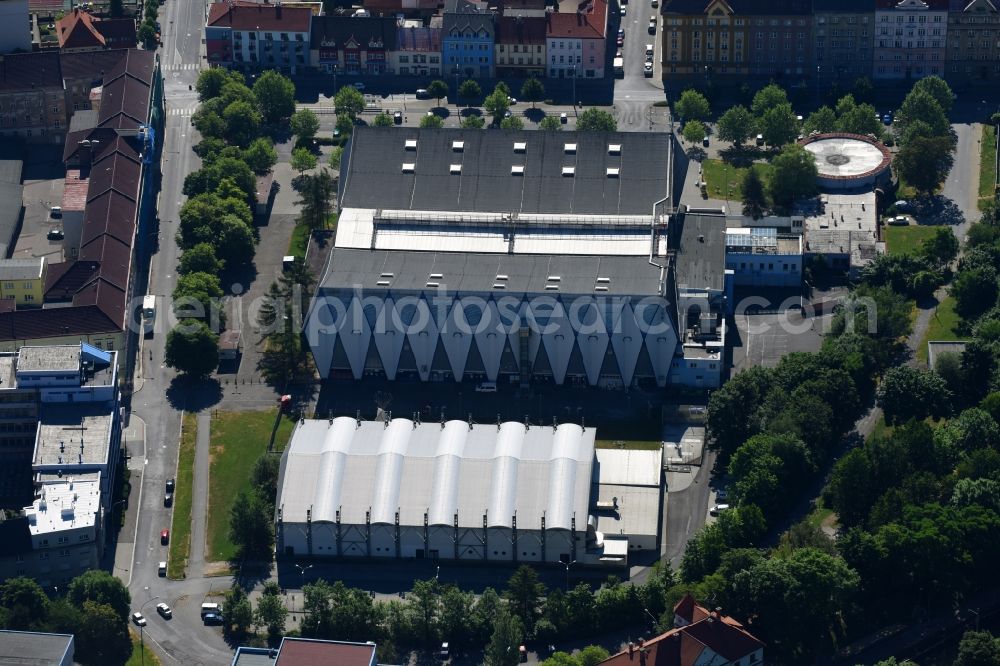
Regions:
[[979, 124, 997, 210], [701, 159, 773, 202], [207, 409, 296, 562], [287, 213, 337, 258], [167, 412, 197, 579], [884, 224, 940, 256], [871, 415, 892, 441], [126, 630, 162, 666], [917, 295, 965, 364], [596, 439, 662, 450], [804, 506, 834, 531]]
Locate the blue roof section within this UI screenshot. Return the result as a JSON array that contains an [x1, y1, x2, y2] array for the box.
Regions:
[[81, 342, 112, 365]]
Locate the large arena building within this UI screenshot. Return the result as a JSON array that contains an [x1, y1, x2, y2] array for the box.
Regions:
[[304, 128, 729, 390]]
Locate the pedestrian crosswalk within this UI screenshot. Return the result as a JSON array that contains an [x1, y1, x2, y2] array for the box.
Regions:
[[167, 108, 195, 117], [165, 63, 200, 71]]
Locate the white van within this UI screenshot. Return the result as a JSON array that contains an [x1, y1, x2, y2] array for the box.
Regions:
[[142, 294, 156, 337], [645, 44, 654, 56], [200, 602, 221, 616]]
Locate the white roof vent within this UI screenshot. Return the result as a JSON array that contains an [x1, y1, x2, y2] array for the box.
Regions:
[[606, 167, 620, 177], [429, 273, 443, 279], [402, 163, 415, 173], [452, 140, 464, 151], [426, 281, 440, 288], [511, 165, 525, 175], [595, 285, 609, 292], [379, 272, 394, 278], [544, 284, 560, 291], [376, 279, 391, 286], [404, 139, 418, 150], [562, 166, 575, 176], [547, 275, 561, 282], [450, 164, 462, 174], [596, 277, 611, 283], [495, 274, 509, 281], [564, 143, 577, 154], [608, 143, 622, 155], [513, 141, 527, 153], [492, 283, 506, 289]]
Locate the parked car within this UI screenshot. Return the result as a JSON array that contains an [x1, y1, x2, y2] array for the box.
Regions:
[[702, 136, 710, 147], [352, 82, 366, 91], [887, 216, 909, 225], [132, 612, 147, 627], [156, 603, 172, 619], [47, 228, 64, 240], [160, 529, 169, 545], [647, 18, 656, 33], [643, 63, 654, 77], [393, 110, 403, 125], [158, 561, 167, 576], [166, 478, 175, 493], [415, 88, 431, 99], [617, 35, 624, 46], [710, 504, 731, 516], [203, 613, 223, 625], [715, 488, 729, 501], [560, 112, 568, 124], [475, 381, 497, 393], [651, 0, 658, 6], [882, 113, 893, 125], [620, 5, 626, 15], [164, 492, 173, 507], [755, 134, 765, 146]]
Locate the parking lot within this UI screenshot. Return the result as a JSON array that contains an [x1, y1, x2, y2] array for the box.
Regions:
[[730, 309, 831, 372]]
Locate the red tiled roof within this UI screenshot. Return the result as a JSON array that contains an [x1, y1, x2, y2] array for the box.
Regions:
[[274, 639, 376, 666], [207, 2, 312, 32], [0, 52, 63, 93], [57, 9, 105, 49], [61, 170, 89, 212], [0, 304, 120, 342], [545, 0, 607, 38]]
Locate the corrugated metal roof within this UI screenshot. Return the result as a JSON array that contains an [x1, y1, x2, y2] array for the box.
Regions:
[[280, 418, 595, 530]]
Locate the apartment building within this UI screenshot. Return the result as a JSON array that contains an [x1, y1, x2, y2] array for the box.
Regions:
[[545, 0, 608, 79], [0, 52, 68, 143], [660, 0, 812, 82], [392, 19, 443, 76], [206, 1, 312, 72], [946, 0, 1000, 87], [873, 0, 949, 80], [0, 258, 47, 307], [496, 16, 546, 77], [442, 0, 496, 78], [55, 8, 136, 52], [814, 0, 875, 83], [310, 16, 397, 74]]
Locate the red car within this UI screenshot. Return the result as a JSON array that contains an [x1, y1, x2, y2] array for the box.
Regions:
[[160, 529, 169, 545]]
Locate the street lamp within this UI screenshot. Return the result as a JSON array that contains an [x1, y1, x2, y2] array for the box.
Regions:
[[563, 560, 577, 591], [293, 563, 313, 589], [642, 607, 659, 632], [138, 596, 160, 666], [435, 565, 440, 580]]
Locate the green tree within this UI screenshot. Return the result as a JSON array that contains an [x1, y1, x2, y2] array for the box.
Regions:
[[428, 79, 449, 105], [461, 115, 486, 129], [484, 610, 523, 666], [214, 215, 256, 267], [707, 365, 773, 456], [334, 86, 366, 119], [419, 114, 444, 129], [876, 365, 952, 424], [682, 120, 706, 144], [540, 115, 562, 131], [837, 102, 883, 138], [953, 266, 999, 320], [165, 320, 219, 377], [768, 144, 818, 208], [74, 600, 132, 665], [291, 146, 318, 175], [191, 108, 226, 139], [458, 79, 482, 108], [173, 271, 223, 321], [137, 20, 157, 49], [290, 108, 320, 142], [954, 630, 1000, 666], [758, 102, 799, 147], [742, 167, 767, 220], [896, 88, 950, 138], [407, 579, 440, 646], [329, 146, 343, 169], [521, 77, 545, 109], [335, 113, 355, 137], [576, 108, 617, 132], [504, 565, 545, 636], [675, 89, 711, 122], [196, 68, 234, 102], [223, 100, 262, 147], [751, 83, 789, 116], [484, 89, 511, 125], [254, 583, 287, 640], [935, 408, 1000, 454], [253, 70, 296, 124], [67, 570, 131, 623], [0, 577, 50, 630], [853, 76, 874, 102], [438, 586, 476, 651], [911, 75, 954, 115], [243, 137, 278, 175], [920, 226, 959, 267], [716, 105, 756, 146], [183, 156, 256, 199], [231, 488, 275, 561], [894, 135, 954, 195], [223, 583, 254, 636], [297, 169, 335, 230], [372, 112, 394, 127], [803, 106, 837, 135], [578, 645, 611, 666], [500, 116, 524, 130]]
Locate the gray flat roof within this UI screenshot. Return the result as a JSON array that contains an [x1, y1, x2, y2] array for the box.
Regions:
[[0, 630, 73, 666], [0, 181, 23, 258], [675, 212, 726, 292], [17, 346, 80, 373], [341, 127, 671, 216], [318, 248, 665, 296], [33, 405, 113, 468], [0, 258, 43, 281]]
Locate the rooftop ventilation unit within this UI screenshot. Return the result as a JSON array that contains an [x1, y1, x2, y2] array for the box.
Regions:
[[564, 143, 577, 154], [608, 144, 622, 155], [376, 280, 391, 286], [562, 166, 575, 176], [450, 164, 462, 174], [452, 140, 464, 151], [513, 141, 527, 153], [495, 274, 509, 281], [547, 276, 561, 282], [402, 163, 415, 173], [596, 277, 611, 283], [511, 165, 525, 175], [544, 284, 559, 291], [380, 272, 394, 278], [606, 167, 620, 177], [426, 281, 440, 288], [595, 286, 609, 292], [404, 139, 417, 150], [429, 273, 443, 279], [492, 283, 506, 289]]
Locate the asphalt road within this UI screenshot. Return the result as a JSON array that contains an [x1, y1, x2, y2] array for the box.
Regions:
[[613, 0, 668, 131], [121, 0, 236, 663]]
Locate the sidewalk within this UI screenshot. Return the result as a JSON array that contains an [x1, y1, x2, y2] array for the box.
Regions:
[[112, 416, 147, 586], [189, 410, 211, 577]]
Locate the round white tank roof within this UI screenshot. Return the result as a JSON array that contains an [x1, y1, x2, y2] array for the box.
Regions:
[[802, 134, 891, 181]]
